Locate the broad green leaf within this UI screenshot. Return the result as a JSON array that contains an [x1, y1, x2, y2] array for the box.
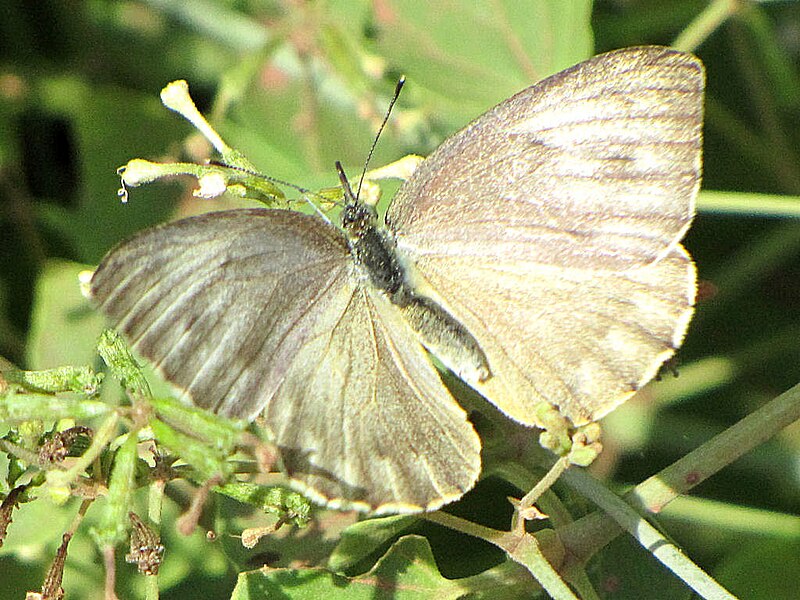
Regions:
[[328, 514, 418, 572], [715, 539, 800, 600], [587, 535, 693, 600], [372, 0, 593, 123], [232, 534, 534, 599], [26, 260, 105, 370]]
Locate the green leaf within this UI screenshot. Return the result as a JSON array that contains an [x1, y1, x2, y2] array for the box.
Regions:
[[0, 391, 110, 423], [90, 430, 138, 548], [3, 365, 103, 396], [373, 0, 593, 123], [96, 329, 151, 401], [148, 395, 245, 453], [586, 532, 694, 600], [328, 514, 418, 572], [232, 534, 534, 599], [715, 539, 800, 600], [150, 418, 232, 481], [26, 260, 106, 370], [214, 482, 312, 528]]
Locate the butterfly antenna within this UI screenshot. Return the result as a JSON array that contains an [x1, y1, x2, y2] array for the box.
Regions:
[[218, 163, 332, 224], [355, 76, 406, 200], [213, 163, 312, 195]]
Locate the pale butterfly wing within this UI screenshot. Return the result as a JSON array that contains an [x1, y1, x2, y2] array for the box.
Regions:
[[263, 280, 481, 512], [386, 46, 703, 426], [397, 244, 694, 427], [91, 209, 480, 512]]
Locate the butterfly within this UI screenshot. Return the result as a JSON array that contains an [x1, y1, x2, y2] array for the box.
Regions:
[[91, 46, 704, 513]]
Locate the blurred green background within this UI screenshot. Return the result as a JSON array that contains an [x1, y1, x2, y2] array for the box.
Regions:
[[2, 0, 800, 598]]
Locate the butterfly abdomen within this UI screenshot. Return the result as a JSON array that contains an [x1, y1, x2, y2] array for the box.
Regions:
[[397, 293, 491, 384]]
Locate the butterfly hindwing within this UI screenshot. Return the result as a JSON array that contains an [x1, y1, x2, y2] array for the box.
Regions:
[[263, 282, 480, 512]]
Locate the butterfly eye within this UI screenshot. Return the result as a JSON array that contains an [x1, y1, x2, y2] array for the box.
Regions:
[[341, 201, 377, 233]]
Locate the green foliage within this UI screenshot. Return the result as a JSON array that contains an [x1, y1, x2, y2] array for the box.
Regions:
[[0, 330, 314, 598], [3, 0, 800, 599], [232, 535, 534, 599]]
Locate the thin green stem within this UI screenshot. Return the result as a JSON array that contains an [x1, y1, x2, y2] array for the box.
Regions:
[[512, 456, 570, 534], [673, 0, 739, 53], [426, 510, 578, 600], [424, 510, 509, 546], [0, 438, 40, 465], [144, 569, 159, 600], [145, 481, 165, 600], [45, 412, 120, 491], [559, 380, 800, 570], [698, 190, 800, 218], [632, 381, 800, 513], [563, 469, 737, 600]]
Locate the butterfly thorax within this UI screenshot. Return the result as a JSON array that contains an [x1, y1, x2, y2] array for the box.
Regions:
[[342, 199, 491, 384], [341, 200, 405, 296]]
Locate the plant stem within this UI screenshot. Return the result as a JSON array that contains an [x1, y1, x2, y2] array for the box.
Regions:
[[558, 380, 800, 589], [673, 0, 739, 52]]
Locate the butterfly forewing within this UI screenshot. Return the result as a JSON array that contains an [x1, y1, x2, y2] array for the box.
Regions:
[[91, 209, 480, 512], [388, 46, 703, 272], [386, 46, 703, 427], [91, 210, 351, 418]]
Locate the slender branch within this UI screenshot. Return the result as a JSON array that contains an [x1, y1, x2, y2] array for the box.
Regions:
[[557, 381, 800, 590], [563, 469, 737, 600], [424, 511, 577, 600], [673, 0, 740, 52]]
